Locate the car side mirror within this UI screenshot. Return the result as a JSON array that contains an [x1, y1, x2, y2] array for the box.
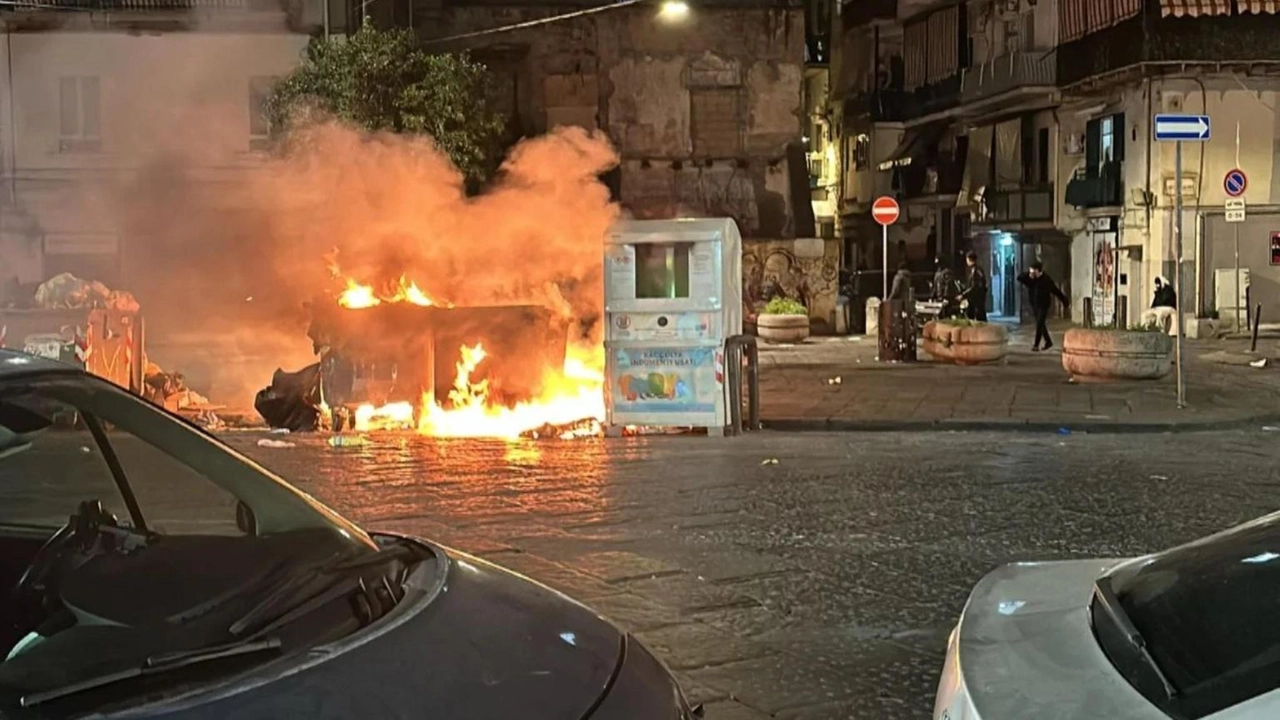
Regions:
[[236, 501, 258, 536]]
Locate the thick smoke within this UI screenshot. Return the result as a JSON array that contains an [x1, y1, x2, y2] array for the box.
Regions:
[[116, 121, 619, 404]]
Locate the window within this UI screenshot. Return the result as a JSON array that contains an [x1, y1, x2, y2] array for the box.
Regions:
[[0, 394, 126, 528], [1096, 513, 1280, 718], [0, 391, 240, 535], [634, 243, 692, 299], [1099, 116, 1114, 164], [58, 76, 101, 153], [690, 89, 742, 158], [1085, 113, 1125, 178], [248, 76, 276, 151], [852, 134, 871, 171]]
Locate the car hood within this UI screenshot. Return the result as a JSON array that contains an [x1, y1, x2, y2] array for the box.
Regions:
[[948, 558, 1168, 720], [134, 546, 623, 720]]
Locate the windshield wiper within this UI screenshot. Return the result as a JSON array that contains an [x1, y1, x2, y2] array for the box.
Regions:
[[228, 543, 414, 638], [19, 636, 282, 708], [1093, 575, 1178, 699]]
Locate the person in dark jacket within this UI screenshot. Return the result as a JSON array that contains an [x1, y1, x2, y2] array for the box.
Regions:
[[888, 262, 913, 300], [957, 251, 988, 321], [1140, 276, 1177, 332], [931, 257, 957, 318], [1017, 261, 1070, 351]]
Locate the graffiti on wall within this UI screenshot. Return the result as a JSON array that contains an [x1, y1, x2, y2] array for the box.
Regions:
[[742, 239, 839, 323]]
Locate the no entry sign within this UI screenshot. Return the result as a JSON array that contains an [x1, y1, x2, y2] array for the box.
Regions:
[[872, 196, 900, 226]]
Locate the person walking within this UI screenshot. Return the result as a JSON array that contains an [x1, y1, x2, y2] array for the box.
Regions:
[[888, 262, 913, 301], [1017, 261, 1070, 351], [957, 251, 988, 321]]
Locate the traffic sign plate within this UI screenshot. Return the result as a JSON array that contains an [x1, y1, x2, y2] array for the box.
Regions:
[[872, 196, 900, 226], [1225, 198, 1246, 223], [1154, 113, 1211, 142], [1224, 168, 1247, 198]]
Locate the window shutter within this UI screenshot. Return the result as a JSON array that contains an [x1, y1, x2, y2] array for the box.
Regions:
[[1085, 118, 1101, 177], [1112, 112, 1126, 162]]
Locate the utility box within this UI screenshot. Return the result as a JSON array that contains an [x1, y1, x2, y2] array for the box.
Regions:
[[602, 218, 743, 435]]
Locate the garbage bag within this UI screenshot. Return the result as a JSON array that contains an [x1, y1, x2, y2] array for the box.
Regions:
[[254, 363, 323, 432]]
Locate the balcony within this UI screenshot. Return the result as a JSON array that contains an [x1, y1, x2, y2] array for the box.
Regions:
[[842, 0, 897, 27], [984, 184, 1055, 224], [1065, 164, 1124, 209], [843, 76, 962, 124], [1057, 0, 1280, 87], [898, 159, 964, 200], [959, 51, 1057, 108]]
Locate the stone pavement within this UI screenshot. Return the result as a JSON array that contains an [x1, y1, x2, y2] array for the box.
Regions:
[[232, 430, 1280, 719], [759, 322, 1280, 431]]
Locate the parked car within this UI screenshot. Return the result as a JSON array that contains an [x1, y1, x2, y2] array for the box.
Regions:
[[934, 512, 1280, 719], [0, 349, 697, 719]]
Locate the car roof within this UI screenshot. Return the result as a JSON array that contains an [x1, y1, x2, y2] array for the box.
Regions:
[[0, 348, 84, 378]]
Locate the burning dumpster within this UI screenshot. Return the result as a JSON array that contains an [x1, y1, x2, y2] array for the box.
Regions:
[[307, 301, 569, 408]]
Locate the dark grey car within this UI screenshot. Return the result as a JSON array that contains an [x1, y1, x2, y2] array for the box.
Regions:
[[0, 350, 696, 719]]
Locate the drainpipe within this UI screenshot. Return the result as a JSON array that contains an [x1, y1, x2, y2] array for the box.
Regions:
[[5, 28, 14, 205], [1144, 76, 1152, 235]]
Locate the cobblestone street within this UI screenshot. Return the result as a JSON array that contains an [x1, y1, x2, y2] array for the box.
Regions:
[[230, 428, 1280, 719]]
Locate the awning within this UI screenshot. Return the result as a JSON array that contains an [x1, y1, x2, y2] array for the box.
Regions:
[[877, 123, 946, 171], [1160, 0, 1229, 17], [1239, 0, 1278, 12]]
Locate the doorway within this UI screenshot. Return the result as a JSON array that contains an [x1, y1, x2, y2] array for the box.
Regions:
[[989, 234, 1020, 319]]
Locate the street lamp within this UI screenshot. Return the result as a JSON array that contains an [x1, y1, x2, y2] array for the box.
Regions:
[[658, 0, 691, 20], [421, 0, 692, 46]]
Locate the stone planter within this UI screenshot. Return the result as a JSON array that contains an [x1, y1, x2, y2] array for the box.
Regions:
[[757, 313, 810, 343], [1061, 328, 1173, 380], [922, 321, 1009, 364]]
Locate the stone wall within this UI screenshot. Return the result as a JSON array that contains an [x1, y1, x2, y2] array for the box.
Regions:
[[435, 2, 806, 240], [743, 237, 839, 329]]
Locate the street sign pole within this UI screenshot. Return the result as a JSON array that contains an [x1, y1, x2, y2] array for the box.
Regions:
[[1156, 113, 1209, 410], [1174, 141, 1185, 409], [1235, 126, 1242, 335], [882, 223, 888, 301]]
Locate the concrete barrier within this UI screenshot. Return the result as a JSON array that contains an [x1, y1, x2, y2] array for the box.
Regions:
[[922, 321, 1009, 365], [757, 313, 810, 343], [1061, 328, 1173, 380]]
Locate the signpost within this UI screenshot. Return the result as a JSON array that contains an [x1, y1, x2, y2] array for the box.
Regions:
[[1155, 113, 1210, 409], [872, 196, 900, 301], [1225, 152, 1248, 337]]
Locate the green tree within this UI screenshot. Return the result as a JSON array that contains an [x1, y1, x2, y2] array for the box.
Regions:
[[264, 19, 506, 181]]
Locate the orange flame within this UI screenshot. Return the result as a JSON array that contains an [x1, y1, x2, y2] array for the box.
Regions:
[[337, 275, 444, 309], [350, 342, 605, 439]]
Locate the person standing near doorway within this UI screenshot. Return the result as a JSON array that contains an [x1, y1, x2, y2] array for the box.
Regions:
[[1017, 261, 1070, 351], [958, 251, 989, 321]]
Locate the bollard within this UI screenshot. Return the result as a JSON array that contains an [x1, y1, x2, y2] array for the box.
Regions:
[[1252, 303, 1263, 353], [724, 335, 760, 435], [1082, 297, 1094, 328], [878, 299, 917, 362], [1117, 295, 1128, 329]]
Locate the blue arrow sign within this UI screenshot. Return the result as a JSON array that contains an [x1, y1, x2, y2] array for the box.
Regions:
[[1155, 114, 1211, 142]]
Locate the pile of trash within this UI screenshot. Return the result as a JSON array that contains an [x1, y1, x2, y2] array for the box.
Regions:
[[2, 272, 141, 312], [142, 363, 225, 430]]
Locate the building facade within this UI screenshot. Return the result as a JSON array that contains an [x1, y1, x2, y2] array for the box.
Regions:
[[829, 0, 1280, 326], [0, 3, 321, 293]]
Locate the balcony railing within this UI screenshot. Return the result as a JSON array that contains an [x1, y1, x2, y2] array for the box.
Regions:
[[1057, 0, 1280, 87], [1065, 165, 1124, 209], [844, 75, 963, 123], [984, 184, 1055, 223], [960, 51, 1057, 106]]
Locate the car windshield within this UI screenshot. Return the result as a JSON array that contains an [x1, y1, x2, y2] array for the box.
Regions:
[[1095, 511, 1280, 717], [0, 370, 382, 712]]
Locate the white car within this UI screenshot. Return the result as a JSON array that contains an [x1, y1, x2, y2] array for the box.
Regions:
[[934, 512, 1280, 719]]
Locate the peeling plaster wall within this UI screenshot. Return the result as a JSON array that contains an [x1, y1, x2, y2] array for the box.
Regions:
[[438, 3, 806, 240]]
